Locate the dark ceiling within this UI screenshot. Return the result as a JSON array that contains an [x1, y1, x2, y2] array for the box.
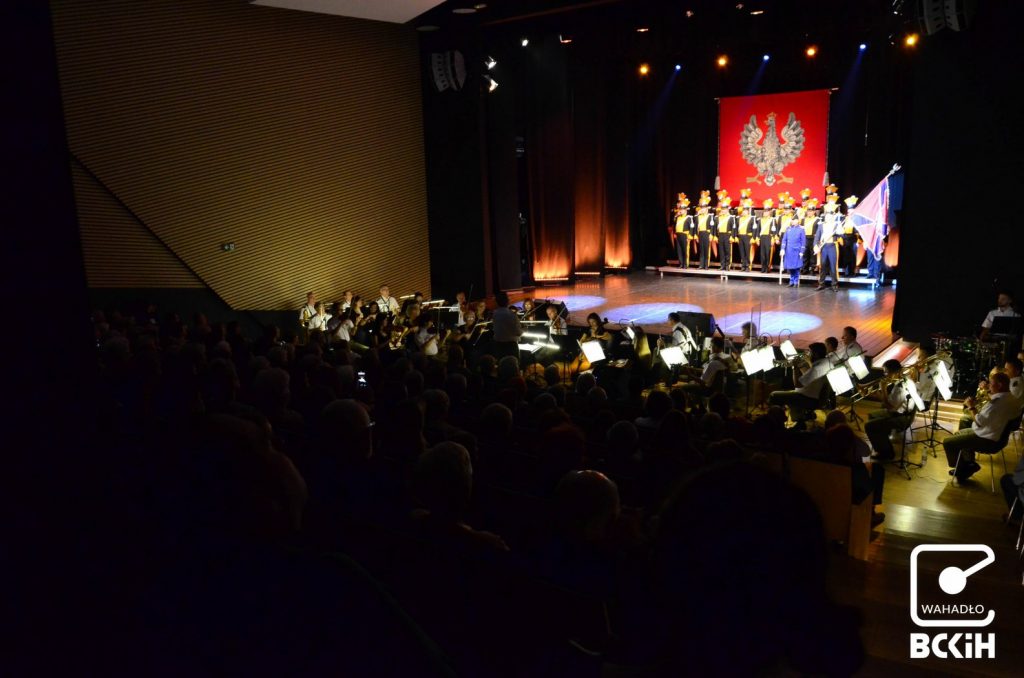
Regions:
[[413, 0, 915, 49]]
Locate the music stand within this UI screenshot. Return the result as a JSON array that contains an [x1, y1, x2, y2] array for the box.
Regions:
[[843, 355, 870, 429], [912, 360, 954, 457], [887, 380, 925, 479]]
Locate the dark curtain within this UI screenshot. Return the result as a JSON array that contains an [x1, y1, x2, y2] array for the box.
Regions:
[[525, 36, 574, 280]]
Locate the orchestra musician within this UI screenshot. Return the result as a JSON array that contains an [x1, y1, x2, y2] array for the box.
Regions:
[[455, 290, 468, 326], [944, 371, 1022, 483], [307, 300, 331, 332], [375, 285, 400, 315], [755, 199, 778, 273], [864, 359, 915, 461], [768, 342, 831, 425], [299, 291, 316, 339], [583, 313, 612, 350], [547, 304, 568, 337], [979, 290, 1022, 342], [837, 326, 863, 361], [677, 336, 731, 398], [657, 311, 699, 356]]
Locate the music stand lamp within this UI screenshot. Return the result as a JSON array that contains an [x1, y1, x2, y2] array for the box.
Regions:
[[659, 345, 687, 384]]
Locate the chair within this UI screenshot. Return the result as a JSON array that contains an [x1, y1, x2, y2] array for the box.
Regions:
[[788, 456, 873, 560], [953, 413, 1024, 492]]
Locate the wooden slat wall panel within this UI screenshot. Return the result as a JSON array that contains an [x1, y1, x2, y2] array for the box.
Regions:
[[51, 0, 430, 309], [72, 164, 204, 288]]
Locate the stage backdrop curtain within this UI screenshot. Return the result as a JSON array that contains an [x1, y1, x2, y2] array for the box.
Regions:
[[526, 37, 574, 281], [718, 89, 830, 202], [573, 71, 606, 274]]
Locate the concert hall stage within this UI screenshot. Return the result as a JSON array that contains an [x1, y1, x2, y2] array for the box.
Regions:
[[515, 271, 896, 356]]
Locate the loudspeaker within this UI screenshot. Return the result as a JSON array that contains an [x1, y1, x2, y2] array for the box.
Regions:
[[678, 311, 716, 338]]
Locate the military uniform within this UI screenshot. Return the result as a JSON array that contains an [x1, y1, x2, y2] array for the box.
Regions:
[[715, 205, 736, 270], [815, 205, 843, 291], [755, 202, 779, 272], [735, 204, 756, 271]]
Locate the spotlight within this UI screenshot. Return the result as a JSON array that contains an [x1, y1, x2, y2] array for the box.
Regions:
[[750, 9, 764, 15], [520, 37, 529, 47], [559, 34, 573, 44], [805, 45, 817, 57], [904, 33, 919, 47], [685, 10, 695, 18], [636, 27, 650, 33], [674, 64, 682, 71], [762, 54, 770, 62], [485, 56, 497, 70], [484, 75, 498, 92], [717, 55, 728, 67], [639, 63, 650, 76], [859, 43, 867, 51]]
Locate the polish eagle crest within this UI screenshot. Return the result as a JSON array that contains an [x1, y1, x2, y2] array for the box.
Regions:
[[739, 111, 805, 186]]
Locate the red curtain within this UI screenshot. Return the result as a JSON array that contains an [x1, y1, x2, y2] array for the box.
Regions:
[[718, 89, 830, 202]]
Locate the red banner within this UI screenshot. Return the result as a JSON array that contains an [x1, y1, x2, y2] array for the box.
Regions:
[[718, 89, 830, 203]]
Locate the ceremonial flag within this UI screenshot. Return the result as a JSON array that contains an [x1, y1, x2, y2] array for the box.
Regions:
[[849, 175, 891, 258], [718, 89, 830, 203]]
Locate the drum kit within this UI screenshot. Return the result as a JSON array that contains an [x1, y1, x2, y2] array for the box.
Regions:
[[932, 334, 1006, 398]]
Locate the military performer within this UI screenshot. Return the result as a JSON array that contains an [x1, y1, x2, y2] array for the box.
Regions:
[[755, 198, 779, 273], [815, 201, 843, 291], [695, 191, 714, 269], [672, 194, 695, 268], [735, 197, 756, 271], [714, 194, 736, 271], [841, 195, 860, 277]]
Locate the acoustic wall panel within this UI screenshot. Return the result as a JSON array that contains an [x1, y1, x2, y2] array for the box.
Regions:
[[51, 0, 430, 309], [72, 163, 204, 288]]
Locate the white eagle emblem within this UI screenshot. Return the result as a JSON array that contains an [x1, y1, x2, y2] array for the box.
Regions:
[[739, 111, 805, 186]]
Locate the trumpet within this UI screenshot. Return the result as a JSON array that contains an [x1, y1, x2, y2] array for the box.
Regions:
[[856, 363, 918, 397]]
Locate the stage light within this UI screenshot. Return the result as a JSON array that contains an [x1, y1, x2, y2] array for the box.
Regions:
[[805, 45, 817, 57], [750, 9, 764, 15], [674, 64, 681, 71], [639, 63, 650, 76], [685, 10, 695, 18], [484, 75, 498, 92], [636, 27, 650, 33], [905, 33, 919, 47], [762, 54, 770, 62], [559, 34, 573, 44], [717, 55, 728, 67], [859, 43, 867, 51], [485, 56, 497, 70], [520, 37, 529, 47]]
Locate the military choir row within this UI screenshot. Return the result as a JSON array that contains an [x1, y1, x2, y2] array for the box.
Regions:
[[670, 185, 863, 287]]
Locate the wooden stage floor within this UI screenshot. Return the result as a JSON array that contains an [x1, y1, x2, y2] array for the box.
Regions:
[[519, 271, 897, 356]]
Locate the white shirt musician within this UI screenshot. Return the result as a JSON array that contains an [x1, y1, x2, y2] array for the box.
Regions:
[[980, 291, 1021, 340], [375, 285, 400, 315], [795, 357, 831, 400], [837, 327, 863, 361], [660, 313, 698, 354], [416, 323, 440, 357], [307, 302, 331, 332], [299, 292, 316, 326]]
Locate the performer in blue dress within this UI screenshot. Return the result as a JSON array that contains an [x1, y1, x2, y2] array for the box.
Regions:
[[780, 213, 805, 287]]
